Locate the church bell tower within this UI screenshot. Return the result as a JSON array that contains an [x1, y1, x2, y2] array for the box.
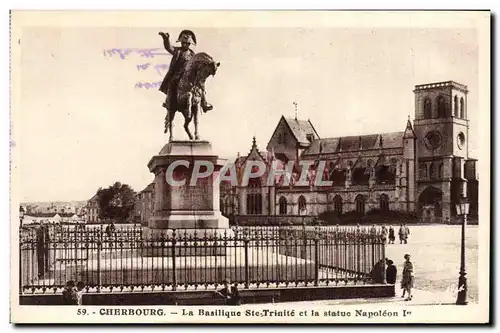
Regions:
[[412, 81, 469, 223]]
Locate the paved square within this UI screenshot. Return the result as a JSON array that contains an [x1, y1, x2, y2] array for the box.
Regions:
[[385, 225, 478, 303]]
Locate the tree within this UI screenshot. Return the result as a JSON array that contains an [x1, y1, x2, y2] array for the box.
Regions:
[[96, 182, 136, 222]]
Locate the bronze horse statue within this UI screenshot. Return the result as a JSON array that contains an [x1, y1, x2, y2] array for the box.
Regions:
[[163, 52, 220, 141]]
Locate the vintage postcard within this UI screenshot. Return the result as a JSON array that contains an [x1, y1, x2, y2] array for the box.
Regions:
[[10, 10, 490, 324]]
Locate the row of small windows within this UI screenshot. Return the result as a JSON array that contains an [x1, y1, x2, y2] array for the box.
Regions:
[[419, 162, 444, 180], [423, 96, 464, 119], [278, 194, 390, 215], [278, 196, 307, 215], [329, 165, 397, 186], [247, 193, 262, 215]]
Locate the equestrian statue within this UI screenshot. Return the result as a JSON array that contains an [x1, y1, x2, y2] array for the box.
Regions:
[[158, 30, 219, 141]]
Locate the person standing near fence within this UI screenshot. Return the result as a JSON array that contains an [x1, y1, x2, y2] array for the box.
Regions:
[[62, 280, 79, 305], [214, 279, 241, 305], [76, 281, 86, 305], [369, 258, 386, 284], [385, 259, 397, 284]]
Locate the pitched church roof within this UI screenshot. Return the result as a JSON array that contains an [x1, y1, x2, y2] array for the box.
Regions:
[[302, 132, 405, 156], [283, 117, 320, 145]]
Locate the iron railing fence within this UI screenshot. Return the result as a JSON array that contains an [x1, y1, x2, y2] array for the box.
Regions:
[[19, 225, 386, 294]]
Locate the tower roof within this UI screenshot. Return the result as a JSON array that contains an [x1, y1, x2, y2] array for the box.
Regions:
[[413, 80, 468, 93]]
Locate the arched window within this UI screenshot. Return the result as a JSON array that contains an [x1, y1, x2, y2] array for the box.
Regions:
[[247, 193, 262, 215], [460, 97, 464, 118], [424, 98, 432, 119], [437, 96, 446, 118], [329, 169, 346, 185], [220, 198, 225, 216], [333, 195, 343, 216], [429, 163, 436, 179], [379, 194, 389, 213], [279, 197, 287, 215], [375, 165, 396, 185], [454, 95, 458, 117], [355, 195, 366, 215], [298, 196, 307, 215], [419, 163, 428, 179], [438, 163, 443, 179], [352, 168, 370, 185]]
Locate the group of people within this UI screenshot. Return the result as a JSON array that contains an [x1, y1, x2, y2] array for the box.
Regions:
[[371, 254, 414, 301], [62, 280, 85, 305], [379, 224, 411, 244], [61, 278, 241, 306], [105, 222, 116, 238]]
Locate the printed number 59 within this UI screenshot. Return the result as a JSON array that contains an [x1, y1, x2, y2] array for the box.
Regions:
[[77, 309, 87, 315]]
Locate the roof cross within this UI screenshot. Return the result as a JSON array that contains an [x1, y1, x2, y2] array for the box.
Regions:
[[293, 101, 298, 120]]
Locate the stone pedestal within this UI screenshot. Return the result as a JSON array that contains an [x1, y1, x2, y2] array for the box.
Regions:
[[143, 140, 230, 255]]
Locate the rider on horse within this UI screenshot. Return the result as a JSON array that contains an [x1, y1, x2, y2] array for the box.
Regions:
[[158, 30, 213, 113]]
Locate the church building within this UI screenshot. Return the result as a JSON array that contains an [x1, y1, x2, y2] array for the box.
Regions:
[[220, 81, 479, 224]]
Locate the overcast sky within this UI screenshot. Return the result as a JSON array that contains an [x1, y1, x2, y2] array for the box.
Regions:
[[15, 17, 482, 202]]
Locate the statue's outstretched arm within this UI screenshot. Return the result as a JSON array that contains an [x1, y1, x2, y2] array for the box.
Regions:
[[159, 32, 175, 55]]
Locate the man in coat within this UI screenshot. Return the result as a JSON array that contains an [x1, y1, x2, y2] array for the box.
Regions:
[[158, 30, 213, 113]]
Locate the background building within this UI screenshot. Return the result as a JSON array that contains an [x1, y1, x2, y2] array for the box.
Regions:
[[135, 183, 155, 226], [86, 194, 100, 223]]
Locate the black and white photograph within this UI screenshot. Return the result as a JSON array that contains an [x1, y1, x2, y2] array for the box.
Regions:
[[9, 10, 490, 324]]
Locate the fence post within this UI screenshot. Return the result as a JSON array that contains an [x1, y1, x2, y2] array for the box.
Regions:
[[97, 229, 101, 293], [74, 227, 78, 265], [371, 237, 375, 272], [381, 231, 386, 284], [19, 230, 22, 294], [172, 229, 177, 291], [356, 226, 361, 281], [314, 237, 319, 286], [244, 238, 249, 289]]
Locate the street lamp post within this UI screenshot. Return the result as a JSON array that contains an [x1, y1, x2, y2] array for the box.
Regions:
[[455, 194, 469, 305]]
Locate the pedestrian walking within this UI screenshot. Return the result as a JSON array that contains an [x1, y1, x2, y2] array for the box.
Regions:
[[404, 224, 410, 243], [381, 225, 388, 244], [398, 224, 408, 244], [401, 254, 414, 301], [388, 226, 395, 244]]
